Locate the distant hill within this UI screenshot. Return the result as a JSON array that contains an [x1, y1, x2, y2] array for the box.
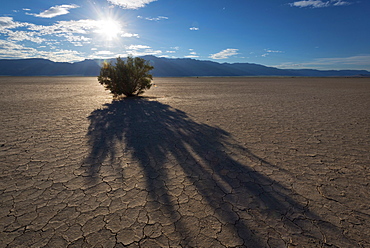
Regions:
[[0, 55, 369, 77], [0, 58, 101, 76]]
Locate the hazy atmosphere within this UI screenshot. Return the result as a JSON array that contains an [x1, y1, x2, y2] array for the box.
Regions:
[[1, 0, 370, 70]]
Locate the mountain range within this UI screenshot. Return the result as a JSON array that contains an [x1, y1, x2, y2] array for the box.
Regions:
[[0, 55, 369, 77]]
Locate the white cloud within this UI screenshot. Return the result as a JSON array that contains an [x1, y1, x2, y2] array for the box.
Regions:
[[64, 34, 91, 46], [0, 17, 140, 49], [0, 17, 46, 43], [121, 33, 140, 38], [276, 54, 370, 70], [125, 49, 163, 57], [127, 45, 151, 50], [333, 0, 351, 6], [28, 19, 96, 34], [95, 50, 114, 55], [0, 40, 33, 57], [185, 50, 199, 58], [209, 48, 239, 59], [107, 0, 157, 9], [189, 27, 199, 31], [261, 49, 284, 57], [290, 0, 329, 8], [0, 16, 147, 61], [29, 19, 138, 41], [123, 44, 163, 57], [0, 40, 83, 62], [265, 49, 283, 53], [3, 30, 46, 43], [23, 20, 98, 46], [0, 17, 26, 30], [28, 4, 79, 18], [137, 15, 168, 21], [289, 0, 351, 8]]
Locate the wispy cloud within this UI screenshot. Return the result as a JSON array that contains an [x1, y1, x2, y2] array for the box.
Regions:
[[25, 19, 100, 46], [89, 50, 115, 59], [0, 39, 83, 62], [209, 48, 239, 59], [137, 15, 168, 21], [124, 44, 163, 57], [64, 34, 91, 47], [290, 0, 330, 8], [265, 49, 283, 53], [0, 17, 139, 48], [185, 49, 199, 58], [27, 4, 79, 18], [289, 0, 351, 8], [31, 19, 136, 41], [164, 47, 179, 55], [107, 0, 158, 9], [0, 17, 26, 30], [261, 49, 284, 57], [127, 45, 151, 50], [0, 17, 45, 43], [3, 30, 46, 43], [28, 19, 95, 34], [121, 33, 140, 38], [0, 12, 164, 62], [276, 54, 370, 70], [332, 0, 352, 6], [95, 50, 114, 55], [189, 27, 199, 31]]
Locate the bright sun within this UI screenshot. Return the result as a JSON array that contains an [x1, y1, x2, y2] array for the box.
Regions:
[[96, 19, 122, 40]]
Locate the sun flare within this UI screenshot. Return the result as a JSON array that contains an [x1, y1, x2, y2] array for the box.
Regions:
[[96, 19, 122, 40]]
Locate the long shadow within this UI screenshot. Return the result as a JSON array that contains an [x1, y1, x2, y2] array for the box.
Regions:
[[85, 98, 355, 247]]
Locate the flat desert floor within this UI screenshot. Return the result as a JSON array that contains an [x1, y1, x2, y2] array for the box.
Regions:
[[1, 77, 369, 247]]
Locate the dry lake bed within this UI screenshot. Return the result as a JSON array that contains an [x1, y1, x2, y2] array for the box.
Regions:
[[1, 77, 369, 247]]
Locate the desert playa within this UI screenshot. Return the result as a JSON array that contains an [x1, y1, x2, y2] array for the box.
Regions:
[[1, 77, 369, 247]]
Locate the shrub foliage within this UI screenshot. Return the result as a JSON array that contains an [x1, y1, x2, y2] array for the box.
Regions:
[[98, 56, 154, 97]]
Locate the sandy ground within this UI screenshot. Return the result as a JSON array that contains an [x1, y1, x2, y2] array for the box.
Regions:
[[1, 76, 369, 247]]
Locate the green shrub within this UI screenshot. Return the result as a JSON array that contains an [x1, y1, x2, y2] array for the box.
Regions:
[[98, 56, 154, 97]]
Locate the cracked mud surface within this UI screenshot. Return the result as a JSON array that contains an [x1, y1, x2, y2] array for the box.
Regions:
[[1, 77, 369, 247]]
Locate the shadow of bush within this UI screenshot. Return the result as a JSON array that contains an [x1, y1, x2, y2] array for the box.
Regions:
[[84, 98, 354, 247]]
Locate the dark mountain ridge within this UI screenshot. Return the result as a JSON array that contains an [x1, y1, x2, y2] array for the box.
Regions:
[[0, 55, 369, 77]]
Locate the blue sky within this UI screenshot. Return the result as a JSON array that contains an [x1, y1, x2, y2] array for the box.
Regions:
[[1, 0, 369, 70]]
